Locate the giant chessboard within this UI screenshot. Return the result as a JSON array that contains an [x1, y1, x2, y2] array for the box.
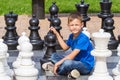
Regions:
[[7, 49, 118, 80]]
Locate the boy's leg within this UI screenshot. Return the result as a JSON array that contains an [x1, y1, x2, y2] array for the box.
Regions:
[[57, 60, 91, 75], [42, 50, 71, 71], [50, 51, 69, 63]]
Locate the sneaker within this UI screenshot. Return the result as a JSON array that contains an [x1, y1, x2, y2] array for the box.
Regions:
[[42, 62, 54, 71], [68, 69, 80, 79]]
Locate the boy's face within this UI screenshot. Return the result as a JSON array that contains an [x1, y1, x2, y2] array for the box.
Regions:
[[68, 19, 83, 35]]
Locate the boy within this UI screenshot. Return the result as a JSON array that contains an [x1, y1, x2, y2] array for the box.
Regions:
[[42, 12, 94, 79]]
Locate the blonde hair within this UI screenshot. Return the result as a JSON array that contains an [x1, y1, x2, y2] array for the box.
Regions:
[[68, 12, 82, 24]]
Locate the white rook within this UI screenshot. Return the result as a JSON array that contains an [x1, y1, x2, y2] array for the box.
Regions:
[[88, 29, 113, 80]]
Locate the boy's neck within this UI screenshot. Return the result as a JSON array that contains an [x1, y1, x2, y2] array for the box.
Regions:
[[73, 31, 81, 39]]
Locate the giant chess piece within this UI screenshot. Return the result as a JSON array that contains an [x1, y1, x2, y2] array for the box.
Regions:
[[13, 32, 30, 69], [118, 35, 120, 44], [29, 15, 44, 50], [0, 39, 14, 79], [48, 2, 59, 20], [112, 44, 120, 77], [0, 39, 12, 80], [82, 27, 90, 39], [48, 2, 62, 49], [113, 45, 120, 80], [104, 18, 118, 49], [3, 17, 18, 50], [75, 0, 90, 27], [98, 0, 113, 29], [4, 11, 19, 40], [14, 41, 39, 80], [40, 30, 56, 64], [88, 29, 113, 80]]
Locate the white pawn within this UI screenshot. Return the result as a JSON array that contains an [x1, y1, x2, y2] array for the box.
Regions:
[[14, 41, 39, 80], [0, 39, 11, 80], [88, 29, 113, 80], [13, 32, 30, 69], [113, 44, 120, 80], [82, 27, 90, 39]]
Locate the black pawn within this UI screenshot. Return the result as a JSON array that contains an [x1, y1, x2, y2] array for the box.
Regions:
[[52, 15, 62, 37], [3, 18, 18, 50], [28, 15, 44, 50], [52, 16, 63, 49], [104, 18, 118, 49], [40, 30, 56, 64], [98, 0, 113, 29], [75, 0, 90, 27]]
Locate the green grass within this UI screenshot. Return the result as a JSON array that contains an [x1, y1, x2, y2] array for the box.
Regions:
[[0, 0, 120, 15]]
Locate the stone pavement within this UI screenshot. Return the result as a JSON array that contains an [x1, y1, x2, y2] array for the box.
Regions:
[[0, 13, 120, 40]]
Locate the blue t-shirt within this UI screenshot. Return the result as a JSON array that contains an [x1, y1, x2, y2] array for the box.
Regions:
[[66, 32, 94, 70]]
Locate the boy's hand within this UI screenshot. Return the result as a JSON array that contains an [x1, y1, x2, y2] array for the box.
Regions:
[[53, 61, 62, 76], [50, 27, 58, 35]]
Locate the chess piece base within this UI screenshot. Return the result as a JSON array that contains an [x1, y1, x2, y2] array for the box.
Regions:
[[89, 74, 113, 80]]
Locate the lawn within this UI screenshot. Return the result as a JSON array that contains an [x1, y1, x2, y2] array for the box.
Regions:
[[0, 0, 120, 15]]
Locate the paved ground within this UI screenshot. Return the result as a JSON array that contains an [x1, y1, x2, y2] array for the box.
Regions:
[[0, 13, 120, 40], [8, 48, 118, 80]]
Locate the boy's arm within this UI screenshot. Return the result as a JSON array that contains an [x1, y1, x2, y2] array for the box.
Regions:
[[50, 27, 69, 50]]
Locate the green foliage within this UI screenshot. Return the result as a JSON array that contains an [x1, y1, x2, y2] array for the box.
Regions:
[[0, 0, 120, 15]]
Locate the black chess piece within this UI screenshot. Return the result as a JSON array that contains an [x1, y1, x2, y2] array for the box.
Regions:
[[40, 30, 56, 64], [104, 17, 118, 49], [48, 2, 59, 27], [3, 18, 18, 50], [48, 2, 63, 50], [4, 11, 18, 21], [75, 0, 90, 27], [49, 2, 59, 19], [98, 0, 113, 29], [118, 35, 120, 44], [28, 15, 44, 50], [51, 15, 62, 49], [52, 15, 62, 35], [4, 11, 19, 40]]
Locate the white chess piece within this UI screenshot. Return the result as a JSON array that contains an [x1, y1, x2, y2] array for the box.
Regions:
[[0, 39, 12, 80], [113, 44, 120, 80], [88, 29, 113, 80], [14, 41, 38, 80], [112, 44, 120, 75], [13, 32, 30, 69], [82, 27, 90, 39]]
